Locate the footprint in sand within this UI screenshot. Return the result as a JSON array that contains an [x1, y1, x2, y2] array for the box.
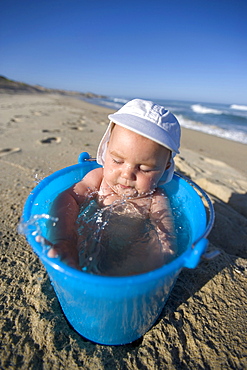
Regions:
[[39, 137, 61, 144], [69, 126, 84, 131], [10, 117, 22, 123], [78, 118, 86, 124], [7, 115, 26, 125], [31, 111, 49, 117], [63, 120, 87, 128], [31, 111, 43, 117], [42, 129, 61, 133], [0, 148, 21, 157]]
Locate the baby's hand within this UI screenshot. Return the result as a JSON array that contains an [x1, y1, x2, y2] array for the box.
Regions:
[[35, 235, 80, 270], [159, 234, 178, 259]]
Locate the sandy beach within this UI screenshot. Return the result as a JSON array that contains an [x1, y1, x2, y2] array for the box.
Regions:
[[0, 93, 246, 369]]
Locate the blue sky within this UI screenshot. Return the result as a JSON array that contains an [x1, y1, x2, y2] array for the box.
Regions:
[[1, 0, 246, 104]]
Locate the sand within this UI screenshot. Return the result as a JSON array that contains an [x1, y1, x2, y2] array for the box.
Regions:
[[0, 93, 246, 369]]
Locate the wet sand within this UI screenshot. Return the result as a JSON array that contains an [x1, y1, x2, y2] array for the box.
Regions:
[[0, 93, 246, 369]]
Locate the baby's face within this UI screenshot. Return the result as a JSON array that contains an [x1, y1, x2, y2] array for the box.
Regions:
[[103, 125, 171, 197]]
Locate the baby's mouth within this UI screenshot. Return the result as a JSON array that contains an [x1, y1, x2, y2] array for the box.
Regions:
[[119, 184, 132, 189], [116, 184, 137, 195]]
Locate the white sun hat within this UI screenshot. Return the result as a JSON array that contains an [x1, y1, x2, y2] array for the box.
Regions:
[[96, 99, 181, 184]]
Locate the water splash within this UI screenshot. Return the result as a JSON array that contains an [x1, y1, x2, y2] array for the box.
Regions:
[[34, 173, 44, 184], [33, 166, 53, 184], [18, 214, 58, 251], [76, 196, 186, 276]]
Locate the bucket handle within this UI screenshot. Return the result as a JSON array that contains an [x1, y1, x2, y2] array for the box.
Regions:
[[174, 172, 217, 268], [174, 172, 215, 247], [78, 152, 96, 162]]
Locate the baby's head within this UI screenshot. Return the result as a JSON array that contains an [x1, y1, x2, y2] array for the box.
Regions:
[[97, 99, 181, 196]]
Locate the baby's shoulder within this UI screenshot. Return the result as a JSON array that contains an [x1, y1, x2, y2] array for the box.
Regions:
[[72, 167, 103, 197], [150, 187, 169, 210], [152, 187, 168, 198], [82, 167, 103, 188]]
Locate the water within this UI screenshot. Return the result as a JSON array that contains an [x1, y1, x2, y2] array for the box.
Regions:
[[76, 197, 191, 276], [18, 191, 191, 276], [17, 198, 190, 277], [82, 96, 247, 145], [18, 199, 191, 276], [18, 214, 58, 252]]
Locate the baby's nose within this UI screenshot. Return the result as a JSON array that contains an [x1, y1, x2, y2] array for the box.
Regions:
[[121, 165, 136, 180]]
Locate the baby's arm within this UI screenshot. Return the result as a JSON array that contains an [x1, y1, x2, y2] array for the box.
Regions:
[[44, 168, 103, 268], [150, 188, 177, 262]]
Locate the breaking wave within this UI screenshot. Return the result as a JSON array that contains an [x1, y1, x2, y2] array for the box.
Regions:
[[191, 104, 223, 115], [230, 104, 247, 111], [177, 114, 247, 144]]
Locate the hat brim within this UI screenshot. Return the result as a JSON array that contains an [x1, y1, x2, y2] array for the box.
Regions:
[[96, 121, 114, 166], [108, 113, 180, 154]]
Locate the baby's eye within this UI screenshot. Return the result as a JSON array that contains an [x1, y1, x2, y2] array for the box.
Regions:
[[140, 167, 153, 173], [112, 158, 123, 164]]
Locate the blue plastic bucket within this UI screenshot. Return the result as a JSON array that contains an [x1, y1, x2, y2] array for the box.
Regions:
[[21, 152, 214, 345]]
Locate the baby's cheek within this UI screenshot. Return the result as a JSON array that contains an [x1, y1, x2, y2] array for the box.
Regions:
[[109, 167, 119, 175], [149, 177, 158, 189]]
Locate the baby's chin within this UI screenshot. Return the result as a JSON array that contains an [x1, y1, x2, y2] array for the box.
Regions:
[[115, 185, 154, 198], [115, 185, 138, 197]]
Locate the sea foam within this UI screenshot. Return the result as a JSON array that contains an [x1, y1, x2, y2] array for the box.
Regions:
[[191, 104, 223, 115], [230, 104, 247, 111], [177, 114, 247, 144], [113, 97, 129, 104]]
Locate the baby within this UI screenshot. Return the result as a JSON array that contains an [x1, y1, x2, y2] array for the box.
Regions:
[[39, 99, 181, 275]]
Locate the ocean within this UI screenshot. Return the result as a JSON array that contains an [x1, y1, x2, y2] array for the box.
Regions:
[[83, 96, 247, 145]]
